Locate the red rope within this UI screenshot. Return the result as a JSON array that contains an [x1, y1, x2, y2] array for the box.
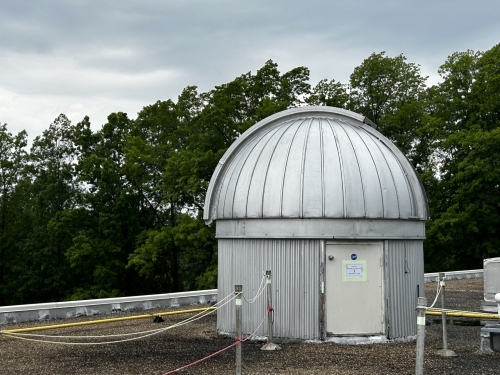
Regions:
[[161, 312, 268, 375]]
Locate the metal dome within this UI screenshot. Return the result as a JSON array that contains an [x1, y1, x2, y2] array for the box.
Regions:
[[204, 106, 428, 224]]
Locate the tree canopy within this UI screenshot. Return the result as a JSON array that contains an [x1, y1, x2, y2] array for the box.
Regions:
[[1, 44, 499, 304]]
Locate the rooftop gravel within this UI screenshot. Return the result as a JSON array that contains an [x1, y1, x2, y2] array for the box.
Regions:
[[1, 278, 499, 374]]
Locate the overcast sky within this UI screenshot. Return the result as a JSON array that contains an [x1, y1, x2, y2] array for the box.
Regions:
[[1, 0, 499, 141]]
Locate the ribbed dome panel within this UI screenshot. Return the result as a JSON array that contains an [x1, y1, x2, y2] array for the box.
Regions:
[[204, 107, 428, 223]]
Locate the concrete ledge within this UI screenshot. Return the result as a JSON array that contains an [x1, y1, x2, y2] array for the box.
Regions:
[[424, 269, 483, 283], [0, 289, 217, 325]]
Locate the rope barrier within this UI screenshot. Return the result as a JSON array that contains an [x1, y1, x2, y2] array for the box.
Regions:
[[428, 279, 442, 309], [3, 275, 277, 373], [2, 295, 234, 344], [2, 291, 239, 344], [161, 311, 268, 375], [2, 271, 273, 375], [2, 271, 267, 343], [0, 307, 211, 335], [241, 274, 266, 304]]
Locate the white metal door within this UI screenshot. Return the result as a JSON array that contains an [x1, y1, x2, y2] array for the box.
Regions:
[[325, 242, 384, 335]]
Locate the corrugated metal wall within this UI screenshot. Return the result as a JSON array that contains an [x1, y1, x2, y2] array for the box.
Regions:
[[385, 240, 424, 338], [218, 239, 321, 340], [218, 238, 424, 341]]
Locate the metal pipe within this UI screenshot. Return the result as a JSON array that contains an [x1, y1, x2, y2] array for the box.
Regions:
[[415, 297, 427, 375], [266, 271, 273, 345], [441, 274, 448, 349], [261, 270, 281, 351], [1, 307, 215, 334], [235, 285, 242, 375], [436, 273, 457, 357]]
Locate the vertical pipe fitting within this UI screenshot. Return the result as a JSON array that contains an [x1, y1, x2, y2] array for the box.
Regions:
[[440, 272, 448, 351], [235, 284, 242, 375], [436, 274, 457, 357], [415, 297, 427, 375], [261, 270, 281, 351]]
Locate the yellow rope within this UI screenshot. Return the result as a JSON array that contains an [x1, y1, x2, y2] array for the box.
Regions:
[[426, 308, 498, 319], [0, 292, 238, 345], [1, 307, 216, 334]]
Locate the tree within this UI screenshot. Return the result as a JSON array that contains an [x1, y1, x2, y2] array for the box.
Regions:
[[306, 79, 349, 108], [127, 61, 312, 291], [308, 53, 431, 168], [426, 127, 500, 270], [123, 99, 186, 292], [64, 112, 143, 299], [0, 124, 28, 304], [126, 87, 219, 292], [425, 44, 500, 271], [14, 114, 80, 303], [348, 52, 429, 164]]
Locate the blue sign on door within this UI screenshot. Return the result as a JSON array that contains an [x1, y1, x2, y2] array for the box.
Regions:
[[351, 254, 357, 260]]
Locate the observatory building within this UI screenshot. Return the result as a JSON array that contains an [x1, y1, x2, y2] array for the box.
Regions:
[[204, 106, 428, 340]]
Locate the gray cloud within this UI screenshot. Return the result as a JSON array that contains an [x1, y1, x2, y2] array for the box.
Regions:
[[0, 0, 498, 138]]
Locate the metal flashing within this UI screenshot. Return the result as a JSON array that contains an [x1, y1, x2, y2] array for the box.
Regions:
[[215, 218, 425, 239], [363, 116, 377, 129]]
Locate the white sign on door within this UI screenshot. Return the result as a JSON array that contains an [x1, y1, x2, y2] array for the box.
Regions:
[[346, 264, 363, 277], [342, 260, 367, 282]]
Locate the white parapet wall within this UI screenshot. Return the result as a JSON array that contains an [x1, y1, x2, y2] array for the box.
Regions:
[[0, 289, 217, 325], [423, 269, 483, 283], [0, 269, 486, 325]]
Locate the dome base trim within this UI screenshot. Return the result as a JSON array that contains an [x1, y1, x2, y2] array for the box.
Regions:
[[215, 218, 425, 239]]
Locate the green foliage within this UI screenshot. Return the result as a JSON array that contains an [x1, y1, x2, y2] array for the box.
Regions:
[[348, 52, 430, 165], [426, 127, 500, 270], [349, 52, 427, 122], [2, 48, 500, 303], [424, 44, 500, 271], [307, 79, 349, 108], [64, 112, 146, 298], [307, 52, 431, 168], [195, 261, 218, 290], [127, 213, 216, 291], [0, 124, 28, 305]]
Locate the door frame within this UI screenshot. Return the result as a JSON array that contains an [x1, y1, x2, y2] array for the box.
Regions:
[[320, 240, 386, 338]]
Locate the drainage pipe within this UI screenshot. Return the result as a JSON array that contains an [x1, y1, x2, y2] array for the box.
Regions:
[[1, 307, 216, 334]]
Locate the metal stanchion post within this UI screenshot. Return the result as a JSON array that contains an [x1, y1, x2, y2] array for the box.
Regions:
[[235, 285, 242, 375], [415, 297, 427, 375], [261, 270, 281, 351], [436, 273, 457, 357]]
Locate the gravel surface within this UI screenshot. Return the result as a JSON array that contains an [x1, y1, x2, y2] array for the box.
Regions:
[[1, 278, 499, 374]]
